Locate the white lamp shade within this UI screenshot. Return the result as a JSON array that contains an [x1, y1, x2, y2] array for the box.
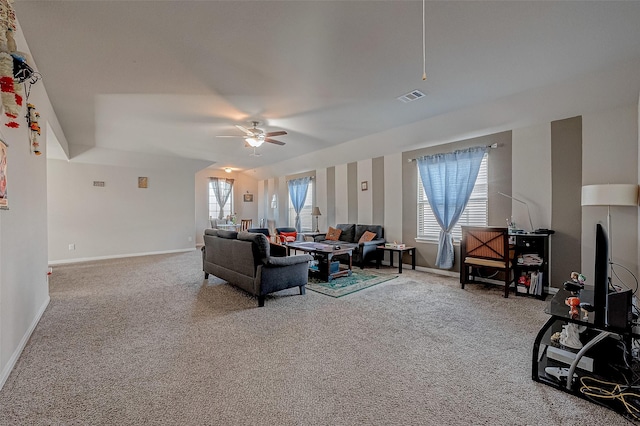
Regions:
[[581, 184, 639, 206]]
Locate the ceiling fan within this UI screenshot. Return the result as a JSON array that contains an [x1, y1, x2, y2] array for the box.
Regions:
[[217, 121, 287, 148]]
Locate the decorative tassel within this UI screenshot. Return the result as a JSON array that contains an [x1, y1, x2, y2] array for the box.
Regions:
[[27, 102, 41, 155]]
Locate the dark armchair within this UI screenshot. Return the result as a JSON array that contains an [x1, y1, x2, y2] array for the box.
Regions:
[[275, 227, 299, 242], [247, 227, 286, 257], [247, 228, 270, 237]]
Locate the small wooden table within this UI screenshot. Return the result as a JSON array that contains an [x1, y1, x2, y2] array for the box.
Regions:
[[376, 245, 416, 273]]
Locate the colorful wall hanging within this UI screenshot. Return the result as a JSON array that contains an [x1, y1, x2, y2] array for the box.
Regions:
[[26, 103, 40, 155], [0, 0, 20, 128], [0, 138, 8, 209], [0, 0, 39, 131]]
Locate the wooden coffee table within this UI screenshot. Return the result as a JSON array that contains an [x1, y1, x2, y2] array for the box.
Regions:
[[286, 241, 353, 282]]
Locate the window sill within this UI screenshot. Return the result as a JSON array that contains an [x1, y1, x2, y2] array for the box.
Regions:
[[415, 237, 460, 246]]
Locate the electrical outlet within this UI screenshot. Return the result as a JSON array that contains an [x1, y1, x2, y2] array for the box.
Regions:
[[68, 243, 75, 251]]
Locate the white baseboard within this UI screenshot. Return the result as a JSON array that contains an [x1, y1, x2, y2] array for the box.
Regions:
[[413, 265, 459, 277], [0, 295, 50, 391], [48, 248, 196, 266], [377, 261, 459, 278]]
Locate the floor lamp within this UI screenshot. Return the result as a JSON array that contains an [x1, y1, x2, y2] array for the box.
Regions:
[[581, 183, 639, 290], [312, 207, 321, 233]]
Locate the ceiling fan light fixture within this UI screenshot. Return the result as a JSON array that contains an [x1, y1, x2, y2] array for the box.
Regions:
[[224, 167, 232, 173], [246, 137, 263, 147]]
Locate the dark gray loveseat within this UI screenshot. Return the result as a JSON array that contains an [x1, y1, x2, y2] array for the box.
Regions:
[[313, 224, 385, 268], [202, 229, 313, 307]]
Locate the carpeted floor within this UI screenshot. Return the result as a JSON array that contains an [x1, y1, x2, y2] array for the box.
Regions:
[[0, 251, 631, 425]]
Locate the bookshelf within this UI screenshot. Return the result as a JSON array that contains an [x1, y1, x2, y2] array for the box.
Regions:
[[511, 232, 552, 298]]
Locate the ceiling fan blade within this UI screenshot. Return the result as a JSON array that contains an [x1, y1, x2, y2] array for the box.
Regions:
[[265, 138, 286, 146], [216, 135, 244, 138], [235, 124, 254, 135], [265, 130, 287, 137]]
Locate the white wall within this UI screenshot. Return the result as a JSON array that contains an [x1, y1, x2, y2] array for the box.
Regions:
[[48, 157, 204, 263], [334, 164, 348, 224], [512, 123, 552, 230], [0, 34, 51, 388], [193, 168, 259, 246], [581, 105, 639, 283]]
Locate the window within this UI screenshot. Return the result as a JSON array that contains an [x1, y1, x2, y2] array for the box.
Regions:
[[417, 154, 488, 242], [209, 179, 234, 220], [288, 179, 314, 231]]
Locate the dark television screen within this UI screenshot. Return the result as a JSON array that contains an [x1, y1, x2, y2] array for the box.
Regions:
[[593, 223, 608, 327]]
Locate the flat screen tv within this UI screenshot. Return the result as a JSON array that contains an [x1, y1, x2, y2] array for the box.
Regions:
[[593, 224, 608, 327]]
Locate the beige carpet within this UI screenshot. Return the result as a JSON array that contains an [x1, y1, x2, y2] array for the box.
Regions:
[[0, 251, 630, 425]]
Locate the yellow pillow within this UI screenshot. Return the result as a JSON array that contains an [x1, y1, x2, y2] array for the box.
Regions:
[[325, 226, 342, 241], [359, 230, 377, 243]]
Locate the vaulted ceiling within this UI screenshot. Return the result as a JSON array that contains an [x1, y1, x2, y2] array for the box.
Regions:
[[15, 1, 640, 173]]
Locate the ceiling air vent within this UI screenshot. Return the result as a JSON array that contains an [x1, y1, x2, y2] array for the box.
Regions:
[[397, 90, 426, 103]]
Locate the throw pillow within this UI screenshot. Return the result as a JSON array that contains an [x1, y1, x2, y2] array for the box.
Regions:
[[279, 231, 297, 242], [359, 230, 377, 243], [325, 226, 342, 241]]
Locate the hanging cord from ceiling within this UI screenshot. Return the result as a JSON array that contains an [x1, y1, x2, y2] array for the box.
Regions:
[[422, 0, 427, 81], [22, 71, 41, 101]]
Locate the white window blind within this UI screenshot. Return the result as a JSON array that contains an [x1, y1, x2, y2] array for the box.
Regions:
[[417, 154, 488, 242], [288, 180, 314, 231]]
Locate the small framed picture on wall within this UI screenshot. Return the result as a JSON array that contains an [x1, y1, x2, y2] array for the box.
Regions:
[[243, 193, 254, 202], [361, 181, 368, 191]]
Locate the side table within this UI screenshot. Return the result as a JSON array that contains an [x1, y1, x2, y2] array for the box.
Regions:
[[376, 245, 416, 273]]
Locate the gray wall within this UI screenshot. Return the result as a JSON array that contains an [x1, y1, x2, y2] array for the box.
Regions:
[[372, 157, 385, 226], [347, 162, 358, 224], [551, 116, 583, 286]]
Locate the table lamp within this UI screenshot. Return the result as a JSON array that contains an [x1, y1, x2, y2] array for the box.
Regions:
[[498, 192, 534, 232], [312, 207, 321, 233]]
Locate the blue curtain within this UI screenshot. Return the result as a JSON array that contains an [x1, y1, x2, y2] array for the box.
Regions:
[[288, 177, 311, 233], [416, 146, 488, 269]]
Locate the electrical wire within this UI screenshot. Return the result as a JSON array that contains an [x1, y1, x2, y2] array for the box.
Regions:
[[471, 266, 499, 280], [422, 0, 427, 81], [580, 376, 640, 421], [611, 261, 640, 296]]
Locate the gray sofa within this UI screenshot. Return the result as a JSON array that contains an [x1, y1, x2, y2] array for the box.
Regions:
[[202, 229, 313, 307], [313, 224, 385, 268]]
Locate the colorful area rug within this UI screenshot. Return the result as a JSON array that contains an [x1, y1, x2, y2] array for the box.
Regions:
[[306, 270, 397, 298]]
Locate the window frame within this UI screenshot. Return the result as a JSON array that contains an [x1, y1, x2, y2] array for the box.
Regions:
[[416, 153, 488, 243], [288, 179, 314, 232], [208, 179, 234, 221]]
